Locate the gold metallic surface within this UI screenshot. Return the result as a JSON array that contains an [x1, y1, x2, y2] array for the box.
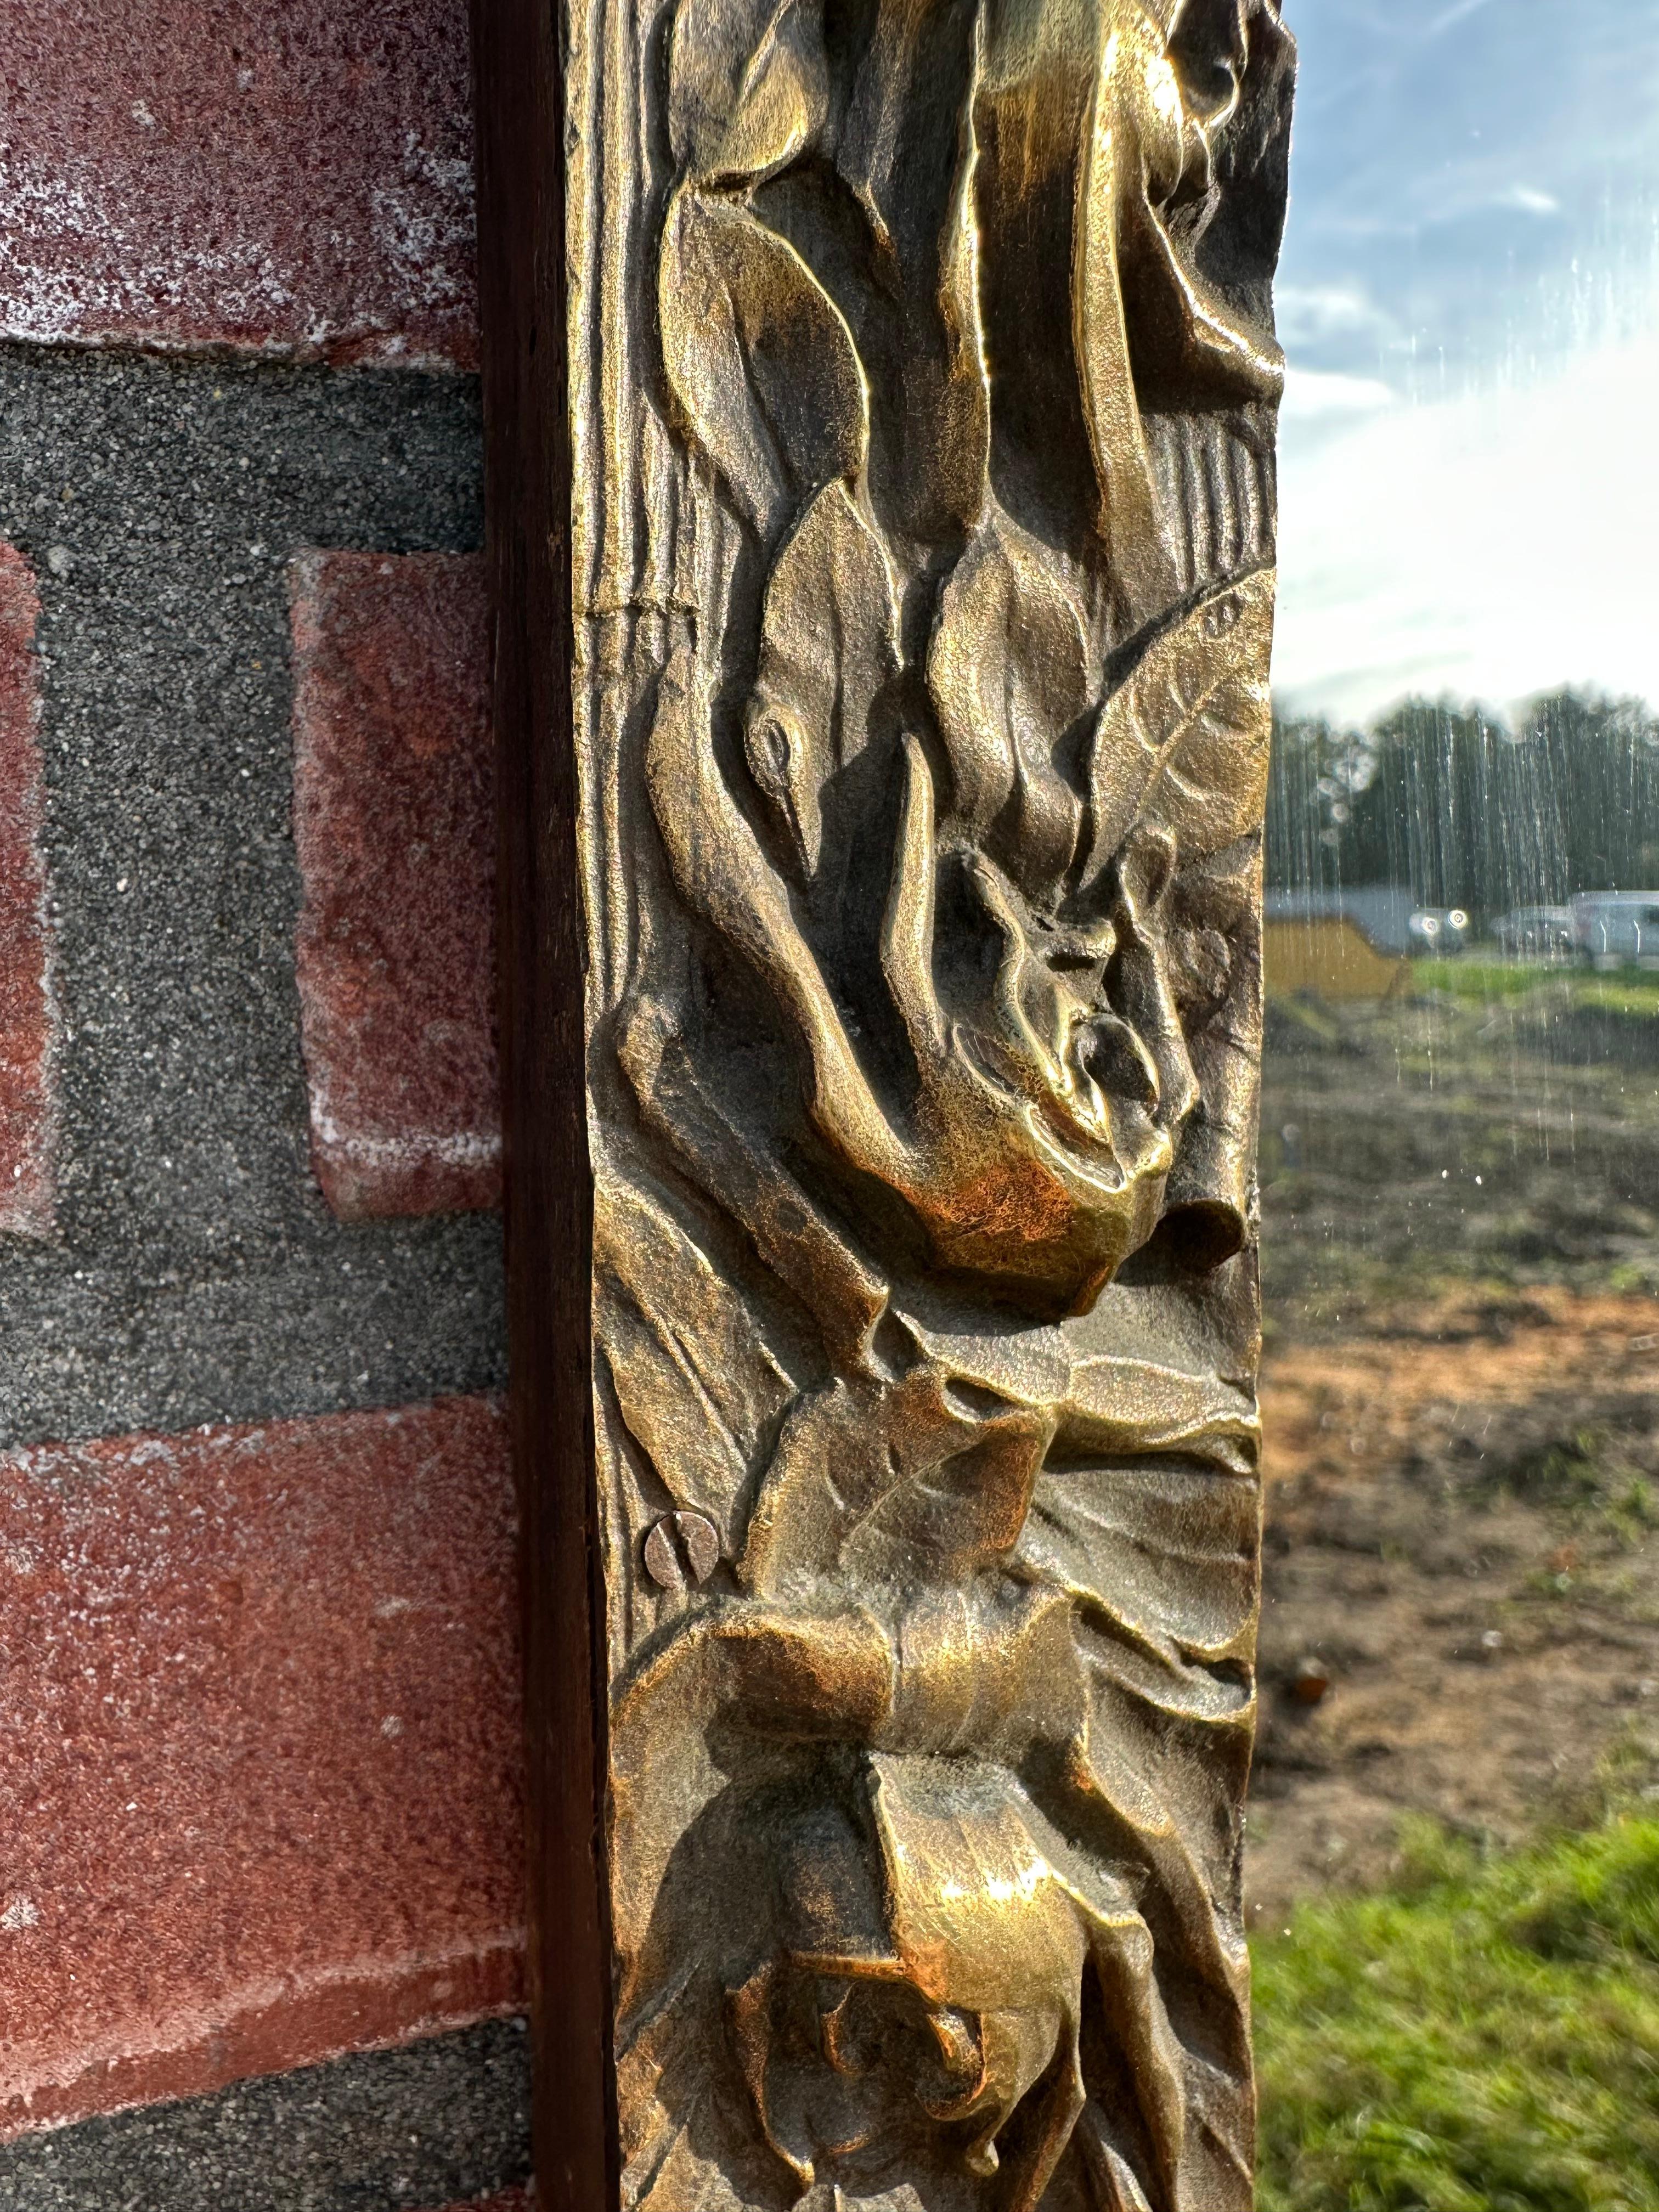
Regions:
[[568, 0, 1294, 2200]]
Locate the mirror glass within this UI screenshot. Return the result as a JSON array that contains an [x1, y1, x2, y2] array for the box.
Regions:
[[1254, 7, 1659, 2196]]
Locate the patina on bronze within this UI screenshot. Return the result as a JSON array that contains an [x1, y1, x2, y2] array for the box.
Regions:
[[501, 0, 1294, 2202]]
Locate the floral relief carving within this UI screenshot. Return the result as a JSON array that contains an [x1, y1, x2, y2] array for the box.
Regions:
[[571, 0, 1295, 2203]]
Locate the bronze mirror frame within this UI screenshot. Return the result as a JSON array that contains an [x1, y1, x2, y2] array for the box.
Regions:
[[472, 2, 1295, 2202]]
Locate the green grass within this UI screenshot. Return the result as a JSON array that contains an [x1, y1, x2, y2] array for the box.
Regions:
[[1406, 956, 1659, 1019], [1412, 957, 1560, 1003], [1571, 974, 1659, 1020], [1254, 1811, 1659, 2210]]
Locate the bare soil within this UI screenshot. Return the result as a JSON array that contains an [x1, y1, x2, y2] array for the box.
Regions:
[[1246, 1286, 1659, 1923], [1244, 980, 1659, 1921]]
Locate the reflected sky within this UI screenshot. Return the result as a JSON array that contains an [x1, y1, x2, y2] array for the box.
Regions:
[[1272, 1, 1659, 721]]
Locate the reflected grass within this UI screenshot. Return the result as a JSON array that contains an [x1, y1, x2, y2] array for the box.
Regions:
[[1260, 974, 1659, 1332], [1412, 956, 1659, 1017], [1573, 973, 1659, 1018], [1254, 1809, 1659, 2211], [1413, 956, 1565, 1003]]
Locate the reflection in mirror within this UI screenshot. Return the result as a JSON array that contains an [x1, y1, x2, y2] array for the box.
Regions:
[[1252, 8, 1659, 2202]]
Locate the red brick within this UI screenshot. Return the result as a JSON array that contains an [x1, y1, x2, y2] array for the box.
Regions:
[[290, 552, 499, 1220], [0, 3, 476, 367], [0, 544, 54, 1237], [0, 1397, 524, 2139]]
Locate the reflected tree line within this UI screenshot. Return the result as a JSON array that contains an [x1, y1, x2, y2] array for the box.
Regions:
[[1268, 689, 1659, 912]]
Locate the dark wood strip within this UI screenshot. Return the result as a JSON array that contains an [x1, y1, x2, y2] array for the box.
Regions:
[[470, 0, 617, 2203]]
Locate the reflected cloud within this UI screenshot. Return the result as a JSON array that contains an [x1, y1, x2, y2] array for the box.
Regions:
[[1276, 330, 1659, 724], [1280, 368, 1396, 422], [1276, 283, 1394, 347], [1425, 0, 1497, 38], [1491, 184, 1562, 217], [1274, 0, 1659, 718]]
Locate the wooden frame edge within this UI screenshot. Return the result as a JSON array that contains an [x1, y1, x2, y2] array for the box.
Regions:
[[471, 0, 618, 2201]]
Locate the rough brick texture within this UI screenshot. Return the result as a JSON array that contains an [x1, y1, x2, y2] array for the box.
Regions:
[[0, 1397, 524, 2138], [0, 544, 53, 1237], [291, 551, 499, 1220], [0, 3, 476, 366]]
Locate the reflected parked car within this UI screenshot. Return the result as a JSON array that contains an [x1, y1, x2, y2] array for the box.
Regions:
[[1408, 907, 1470, 955], [1492, 906, 1575, 957]]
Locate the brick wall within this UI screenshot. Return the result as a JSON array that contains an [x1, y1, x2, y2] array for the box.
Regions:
[[0, 10, 527, 2207], [0, 2, 477, 366], [290, 550, 499, 1219]]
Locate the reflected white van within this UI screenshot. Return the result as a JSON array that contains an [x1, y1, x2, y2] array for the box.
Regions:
[[1571, 893, 1659, 964]]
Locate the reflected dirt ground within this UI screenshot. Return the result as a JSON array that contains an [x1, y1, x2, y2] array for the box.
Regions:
[[1248, 968, 1659, 1920]]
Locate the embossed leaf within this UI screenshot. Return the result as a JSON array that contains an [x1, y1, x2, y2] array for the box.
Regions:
[[740, 1364, 1053, 1601], [1084, 568, 1276, 882], [745, 481, 899, 880], [837, 0, 990, 534], [668, 0, 829, 185], [661, 190, 869, 543], [1019, 1352, 1260, 1720], [594, 1169, 796, 1534], [1071, 4, 1182, 627], [927, 512, 1091, 896], [1017, 1456, 1259, 1680]]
